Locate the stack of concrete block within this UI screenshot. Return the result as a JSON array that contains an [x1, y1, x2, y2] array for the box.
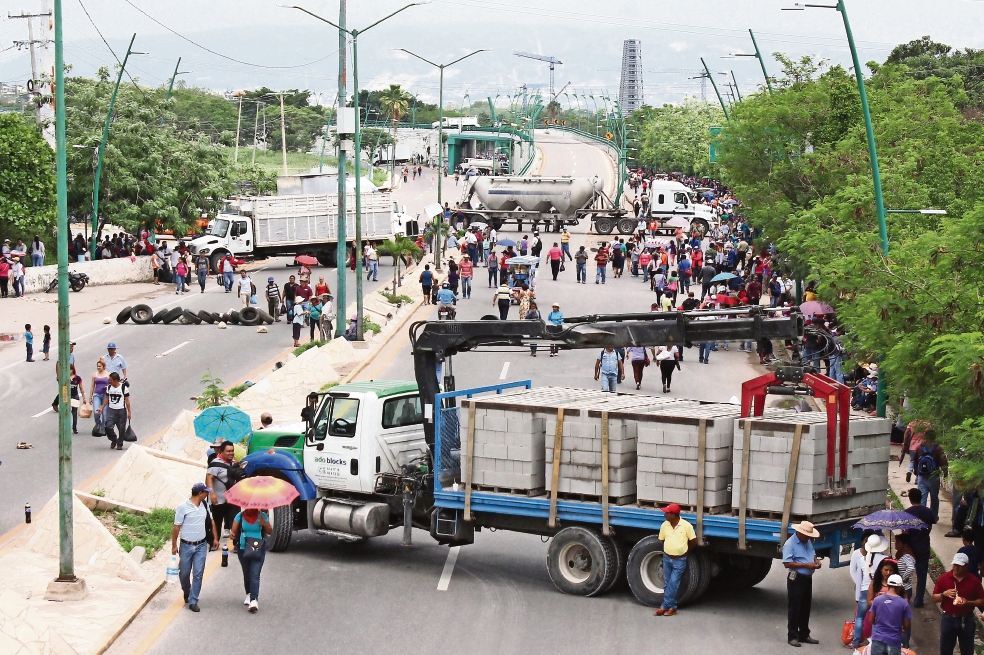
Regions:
[[460, 388, 602, 493], [634, 402, 740, 509], [732, 412, 891, 519], [543, 395, 686, 501]]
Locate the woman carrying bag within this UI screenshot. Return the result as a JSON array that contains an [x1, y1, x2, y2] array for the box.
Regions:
[[654, 345, 681, 394], [229, 509, 272, 613]]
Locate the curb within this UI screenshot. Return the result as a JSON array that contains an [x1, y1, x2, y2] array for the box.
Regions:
[[94, 576, 166, 655]]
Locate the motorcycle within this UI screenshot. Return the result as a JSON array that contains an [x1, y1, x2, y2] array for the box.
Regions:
[[437, 299, 457, 321], [45, 271, 90, 293]]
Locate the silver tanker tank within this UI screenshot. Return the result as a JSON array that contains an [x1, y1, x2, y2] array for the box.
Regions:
[[465, 175, 604, 216]]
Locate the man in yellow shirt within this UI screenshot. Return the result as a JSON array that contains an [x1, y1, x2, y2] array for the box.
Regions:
[[655, 503, 697, 616], [560, 228, 572, 261]]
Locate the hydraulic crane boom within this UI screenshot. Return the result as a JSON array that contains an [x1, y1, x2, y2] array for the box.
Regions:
[[411, 308, 804, 449], [513, 50, 563, 98]]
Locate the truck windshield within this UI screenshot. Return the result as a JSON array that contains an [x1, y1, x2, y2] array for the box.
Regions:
[[207, 219, 230, 238]]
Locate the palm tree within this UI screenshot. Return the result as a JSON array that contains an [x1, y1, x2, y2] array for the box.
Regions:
[[377, 236, 423, 288], [378, 84, 411, 182]]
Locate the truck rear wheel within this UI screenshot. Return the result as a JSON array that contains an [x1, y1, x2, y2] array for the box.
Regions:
[[546, 526, 614, 597], [679, 549, 713, 605], [617, 218, 637, 235], [594, 217, 614, 235], [602, 536, 628, 593], [317, 248, 337, 269], [711, 553, 772, 590], [267, 505, 293, 552]]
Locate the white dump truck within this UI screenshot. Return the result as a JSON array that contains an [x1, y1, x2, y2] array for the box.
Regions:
[[188, 192, 415, 269]]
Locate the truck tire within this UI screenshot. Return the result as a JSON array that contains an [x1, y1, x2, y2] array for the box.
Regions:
[[239, 307, 261, 326], [197, 310, 215, 324], [545, 526, 613, 597], [602, 536, 628, 593], [489, 218, 503, 231], [267, 505, 293, 552], [691, 218, 710, 238], [617, 218, 637, 235], [256, 309, 274, 324], [182, 309, 202, 325], [210, 312, 223, 323], [162, 307, 183, 324], [746, 556, 773, 588], [209, 252, 226, 274], [229, 311, 241, 325], [130, 304, 154, 324], [594, 217, 614, 235], [626, 535, 667, 607], [711, 553, 771, 590], [317, 248, 337, 269], [679, 549, 713, 605], [116, 306, 133, 324]]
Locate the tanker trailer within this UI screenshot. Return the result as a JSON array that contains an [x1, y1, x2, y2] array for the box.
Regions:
[[458, 175, 634, 234]]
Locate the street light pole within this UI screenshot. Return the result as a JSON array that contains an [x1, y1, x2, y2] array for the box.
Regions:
[[91, 34, 143, 257], [283, 3, 420, 339], [397, 47, 489, 273], [701, 57, 729, 121], [165, 57, 190, 101], [749, 29, 773, 94]]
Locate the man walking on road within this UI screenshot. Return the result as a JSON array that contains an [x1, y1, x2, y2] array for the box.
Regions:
[[575, 246, 588, 284], [171, 482, 219, 613], [560, 228, 572, 261], [102, 372, 130, 451], [655, 503, 696, 617], [595, 244, 609, 284], [700, 262, 717, 300], [869, 574, 911, 655], [459, 255, 473, 299], [366, 243, 379, 282], [934, 552, 984, 655], [265, 277, 282, 321], [915, 431, 947, 522], [104, 342, 127, 380], [206, 441, 244, 538], [236, 270, 253, 308], [904, 487, 936, 607], [594, 346, 623, 392], [494, 283, 511, 320], [783, 520, 822, 647]]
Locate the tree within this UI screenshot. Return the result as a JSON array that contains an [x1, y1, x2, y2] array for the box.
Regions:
[[377, 236, 422, 288], [0, 113, 55, 241], [378, 84, 411, 167], [629, 99, 726, 177]]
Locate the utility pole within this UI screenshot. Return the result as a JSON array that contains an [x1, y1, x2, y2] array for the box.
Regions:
[[278, 93, 288, 174], [749, 29, 773, 94], [234, 95, 243, 163], [251, 101, 260, 164], [336, 0, 348, 338], [730, 71, 743, 102], [9, 8, 52, 137], [701, 57, 729, 122], [164, 57, 189, 101]]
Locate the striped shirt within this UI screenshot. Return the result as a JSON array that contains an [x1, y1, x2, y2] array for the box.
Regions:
[[897, 553, 915, 591], [174, 500, 208, 542], [496, 285, 512, 301]]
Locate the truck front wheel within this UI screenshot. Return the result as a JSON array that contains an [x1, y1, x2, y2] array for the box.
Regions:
[[617, 218, 637, 235], [267, 505, 293, 552], [546, 526, 614, 597]]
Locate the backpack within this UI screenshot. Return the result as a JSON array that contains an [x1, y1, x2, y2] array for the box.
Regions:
[[214, 460, 248, 487], [917, 445, 938, 477]]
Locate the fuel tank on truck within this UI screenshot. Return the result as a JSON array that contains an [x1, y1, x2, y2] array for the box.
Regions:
[[467, 175, 603, 216]]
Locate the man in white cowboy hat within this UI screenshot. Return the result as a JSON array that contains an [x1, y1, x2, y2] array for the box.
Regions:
[[782, 520, 822, 647], [849, 533, 889, 649]]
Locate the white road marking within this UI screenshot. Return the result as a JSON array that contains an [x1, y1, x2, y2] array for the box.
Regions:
[[32, 407, 54, 418], [437, 546, 460, 591], [156, 340, 192, 358], [499, 361, 510, 380]]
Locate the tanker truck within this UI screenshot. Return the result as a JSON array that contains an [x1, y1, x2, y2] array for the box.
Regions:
[[458, 176, 712, 237]]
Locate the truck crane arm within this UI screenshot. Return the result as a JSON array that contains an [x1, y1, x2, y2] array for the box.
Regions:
[[411, 308, 804, 449]]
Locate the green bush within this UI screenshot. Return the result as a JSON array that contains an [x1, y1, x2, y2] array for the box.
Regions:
[[319, 381, 339, 392], [364, 319, 382, 334], [102, 508, 176, 558], [379, 291, 413, 305], [292, 340, 327, 357], [228, 383, 249, 398]]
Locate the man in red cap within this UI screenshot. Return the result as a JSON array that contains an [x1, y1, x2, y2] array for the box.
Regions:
[[655, 503, 697, 616]]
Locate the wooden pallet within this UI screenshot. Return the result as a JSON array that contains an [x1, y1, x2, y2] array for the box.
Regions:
[[469, 484, 546, 498], [731, 504, 885, 524], [636, 499, 731, 515], [553, 491, 637, 506]]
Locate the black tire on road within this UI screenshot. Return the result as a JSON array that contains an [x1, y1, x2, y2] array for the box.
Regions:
[[256, 309, 274, 324], [162, 307, 183, 324], [679, 548, 713, 605], [239, 307, 261, 326], [130, 304, 154, 325], [545, 526, 614, 597], [267, 504, 293, 552], [197, 310, 215, 324], [617, 218, 637, 235], [182, 309, 203, 325], [229, 311, 241, 325], [116, 306, 133, 324], [594, 217, 614, 235], [746, 556, 773, 588], [626, 535, 666, 607], [152, 308, 168, 324], [70, 279, 86, 292], [210, 312, 222, 323], [711, 553, 771, 591]]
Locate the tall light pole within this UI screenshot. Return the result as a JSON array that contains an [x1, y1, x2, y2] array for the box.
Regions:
[[165, 57, 190, 101], [90, 34, 145, 256], [701, 58, 729, 121], [749, 29, 773, 94], [233, 94, 243, 163], [397, 47, 489, 272], [784, 0, 889, 416], [282, 3, 421, 339]]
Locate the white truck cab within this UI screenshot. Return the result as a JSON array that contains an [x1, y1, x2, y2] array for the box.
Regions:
[[392, 201, 419, 237], [646, 180, 718, 236]]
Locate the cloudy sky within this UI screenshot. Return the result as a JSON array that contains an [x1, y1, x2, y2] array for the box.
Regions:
[[2, 0, 983, 108]]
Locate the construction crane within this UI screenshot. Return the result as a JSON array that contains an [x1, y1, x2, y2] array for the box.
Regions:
[[514, 51, 563, 98]]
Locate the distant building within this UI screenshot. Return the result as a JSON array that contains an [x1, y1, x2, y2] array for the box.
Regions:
[[618, 39, 644, 116]]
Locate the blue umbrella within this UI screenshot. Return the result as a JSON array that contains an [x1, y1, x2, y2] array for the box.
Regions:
[[194, 406, 253, 444], [853, 509, 927, 531], [710, 272, 738, 283], [496, 238, 517, 247]]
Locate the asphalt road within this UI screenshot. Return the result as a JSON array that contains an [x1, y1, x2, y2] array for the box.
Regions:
[[138, 134, 863, 655]]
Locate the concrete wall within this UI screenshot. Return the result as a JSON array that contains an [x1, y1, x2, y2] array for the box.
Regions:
[[21, 256, 153, 294]]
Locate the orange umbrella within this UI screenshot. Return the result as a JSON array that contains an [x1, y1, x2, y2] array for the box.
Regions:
[[225, 476, 299, 510]]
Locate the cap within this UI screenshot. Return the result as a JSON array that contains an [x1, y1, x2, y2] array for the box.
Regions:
[[953, 553, 970, 566], [552, 303, 560, 308], [70, 341, 76, 346], [268, 276, 275, 282], [792, 520, 821, 538], [663, 503, 682, 515], [887, 574, 904, 587], [192, 482, 212, 494], [107, 342, 117, 349]]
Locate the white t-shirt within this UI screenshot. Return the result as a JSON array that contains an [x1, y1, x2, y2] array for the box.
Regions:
[[237, 276, 252, 293], [222, 258, 234, 273], [106, 381, 129, 409]]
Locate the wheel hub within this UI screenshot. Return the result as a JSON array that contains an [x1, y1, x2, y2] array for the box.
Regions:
[[559, 543, 593, 584]]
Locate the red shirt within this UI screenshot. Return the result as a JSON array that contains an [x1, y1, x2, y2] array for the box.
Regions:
[[296, 284, 313, 301], [459, 261, 473, 278], [595, 248, 609, 266], [548, 246, 562, 261], [934, 570, 984, 616]]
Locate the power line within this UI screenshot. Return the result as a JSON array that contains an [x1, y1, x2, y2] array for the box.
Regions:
[[75, 0, 148, 95]]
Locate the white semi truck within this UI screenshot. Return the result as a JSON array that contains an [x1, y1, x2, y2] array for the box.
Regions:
[[188, 192, 417, 269]]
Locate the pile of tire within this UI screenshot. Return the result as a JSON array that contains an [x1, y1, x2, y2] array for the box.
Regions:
[[116, 305, 274, 326]]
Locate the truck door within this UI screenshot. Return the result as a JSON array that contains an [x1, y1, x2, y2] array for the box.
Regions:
[[376, 394, 427, 476], [303, 394, 365, 492], [230, 219, 251, 255]]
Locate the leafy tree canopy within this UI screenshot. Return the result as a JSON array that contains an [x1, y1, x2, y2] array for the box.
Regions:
[[0, 112, 55, 241]]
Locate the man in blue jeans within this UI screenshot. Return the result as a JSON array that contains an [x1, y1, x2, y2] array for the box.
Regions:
[[171, 482, 219, 612], [933, 552, 984, 655], [915, 435, 947, 523], [698, 342, 712, 364], [904, 487, 936, 607], [594, 347, 623, 392], [655, 503, 696, 617]]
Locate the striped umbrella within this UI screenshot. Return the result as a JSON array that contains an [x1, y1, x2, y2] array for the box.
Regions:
[[225, 476, 299, 510]]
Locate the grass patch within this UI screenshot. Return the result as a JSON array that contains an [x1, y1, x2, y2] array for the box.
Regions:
[[91, 488, 105, 497], [372, 168, 389, 187], [228, 383, 249, 398], [364, 319, 382, 334], [379, 291, 413, 305], [293, 340, 327, 357], [320, 381, 339, 392], [96, 508, 175, 558], [888, 488, 904, 511]]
